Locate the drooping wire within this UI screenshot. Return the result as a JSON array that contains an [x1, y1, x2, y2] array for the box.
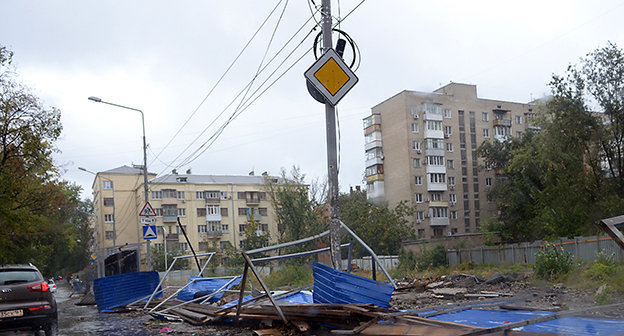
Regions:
[[151, 9, 319, 178], [149, 0, 286, 168]]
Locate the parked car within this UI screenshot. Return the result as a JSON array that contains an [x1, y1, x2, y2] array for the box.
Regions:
[[47, 279, 56, 293], [0, 264, 58, 335]]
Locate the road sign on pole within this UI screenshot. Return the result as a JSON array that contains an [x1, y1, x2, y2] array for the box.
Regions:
[[139, 202, 156, 217], [143, 225, 158, 240], [304, 48, 358, 106]]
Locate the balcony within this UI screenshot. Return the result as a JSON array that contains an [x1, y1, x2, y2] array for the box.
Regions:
[[493, 119, 512, 127], [364, 139, 383, 151], [427, 182, 447, 191], [162, 215, 178, 223], [246, 197, 260, 205], [366, 174, 384, 183], [205, 230, 223, 237], [166, 233, 179, 241], [429, 217, 450, 226], [423, 111, 443, 121]]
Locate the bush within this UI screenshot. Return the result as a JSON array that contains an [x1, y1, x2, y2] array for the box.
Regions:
[[533, 245, 574, 281], [416, 245, 447, 271], [583, 263, 615, 281], [595, 249, 617, 268]]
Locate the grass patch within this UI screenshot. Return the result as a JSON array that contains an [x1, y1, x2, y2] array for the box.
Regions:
[[261, 264, 314, 289]]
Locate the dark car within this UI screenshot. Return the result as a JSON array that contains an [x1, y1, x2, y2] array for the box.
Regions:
[[0, 264, 57, 335]]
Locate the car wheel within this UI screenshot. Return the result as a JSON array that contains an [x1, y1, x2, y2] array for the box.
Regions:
[[43, 320, 58, 336]]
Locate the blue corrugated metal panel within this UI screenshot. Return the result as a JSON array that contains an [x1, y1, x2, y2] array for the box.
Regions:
[[431, 309, 624, 336], [177, 276, 241, 302], [312, 262, 394, 308], [94, 271, 162, 311]]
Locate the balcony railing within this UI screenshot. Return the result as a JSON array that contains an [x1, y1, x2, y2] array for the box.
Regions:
[[246, 197, 261, 204], [493, 119, 512, 127], [162, 215, 178, 222], [166, 233, 179, 241]]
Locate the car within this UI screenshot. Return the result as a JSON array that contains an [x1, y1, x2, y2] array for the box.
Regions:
[[0, 264, 58, 335], [47, 279, 56, 293]]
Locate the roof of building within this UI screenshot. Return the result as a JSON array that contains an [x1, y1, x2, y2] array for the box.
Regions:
[[149, 174, 280, 185], [101, 165, 156, 175]]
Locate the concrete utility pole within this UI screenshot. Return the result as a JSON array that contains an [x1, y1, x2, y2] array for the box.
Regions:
[[321, 0, 342, 270]]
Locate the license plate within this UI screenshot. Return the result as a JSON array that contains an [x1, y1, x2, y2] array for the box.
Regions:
[[0, 309, 23, 318]]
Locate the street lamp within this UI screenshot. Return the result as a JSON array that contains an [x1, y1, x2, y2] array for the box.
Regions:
[[88, 96, 151, 271], [79, 167, 116, 248], [88, 96, 148, 203]]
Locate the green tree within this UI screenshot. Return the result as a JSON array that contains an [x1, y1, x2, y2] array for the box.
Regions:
[[0, 45, 90, 276], [264, 166, 327, 253], [339, 190, 415, 257], [240, 214, 270, 252]]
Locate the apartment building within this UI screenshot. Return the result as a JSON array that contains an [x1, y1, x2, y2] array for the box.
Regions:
[[363, 83, 539, 239], [90, 165, 280, 267]]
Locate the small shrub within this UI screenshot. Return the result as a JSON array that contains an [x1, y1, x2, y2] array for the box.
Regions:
[[416, 245, 447, 271], [533, 245, 574, 281], [583, 263, 616, 281], [595, 249, 617, 268], [594, 285, 614, 305]]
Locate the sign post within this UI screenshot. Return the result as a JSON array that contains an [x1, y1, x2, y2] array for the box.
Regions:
[[139, 201, 157, 270]]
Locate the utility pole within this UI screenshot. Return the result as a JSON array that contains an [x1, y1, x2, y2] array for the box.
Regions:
[[321, 0, 342, 270]]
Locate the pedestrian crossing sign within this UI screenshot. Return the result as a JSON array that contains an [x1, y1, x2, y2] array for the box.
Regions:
[[139, 201, 156, 216], [143, 225, 157, 240]]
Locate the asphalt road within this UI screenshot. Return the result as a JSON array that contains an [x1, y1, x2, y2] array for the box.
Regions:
[[1, 281, 154, 336]]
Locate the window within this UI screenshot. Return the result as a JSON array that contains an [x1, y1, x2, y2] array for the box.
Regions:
[[207, 221, 220, 232], [363, 116, 373, 128], [177, 208, 186, 217], [162, 189, 177, 198], [516, 131, 523, 137], [483, 128, 490, 137], [163, 204, 177, 217], [238, 208, 249, 216], [482, 112, 488, 121], [152, 191, 162, 200], [429, 173, 446, 183], [178, 243, 189, 251], [446, 142, 453, 152], [104, 214, 114, 223], [447, 160, 454, 169], [412, 140, 420, 151], [365, 148, 383, 160], [207, 205, 220, 216], [220, 207, 228, 216], [177, 191, 185, 200], [239, 223, 246, 233], [414, 176, 422, 185], [425, 138, 444, 149], [422, 102, 442, 115], [103, 198, 114, 206], [515, 115, 522, 124], [448, 176, 455, 186], [364, 133, 374, 144], [237, 192, 246, 199], [450, 211, 458, 219], [411, 123, 419, 133], [220, 192, 228, 200], [426, 120, 442, 131], [105, 231, 115, 239], [444, 109, 451, 118], [416, 211, 424, 220], [449, 194, 456, 203], [427, 156, 444, 166], [413, 158, 421, 168], [259, 207, 268, 216], [176, 225, 187, 234], [431, 192, 442, 201], [485, 177, 492, 186], [415, 193, 423, 203], [444, 126, 452, 136], [198, 225, 207, 233], [197, 208, 206, 217], [103, 180, 113, 190], [196, 191, 205, 199], [431, 207, 448, 218], [155, 208, 163, 217], [221, 224, 229, 232]]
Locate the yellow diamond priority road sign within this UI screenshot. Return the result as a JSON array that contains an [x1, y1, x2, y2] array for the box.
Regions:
[[304, 48, 358, 106]]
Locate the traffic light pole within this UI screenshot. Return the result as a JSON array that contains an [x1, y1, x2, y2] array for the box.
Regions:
[[321, 0, 342, 270]]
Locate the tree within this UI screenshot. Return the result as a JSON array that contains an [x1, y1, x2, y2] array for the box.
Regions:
[[478, 42, 624, 242], [0, 45, 90, 276], [339, 190, 415, 257], [240, 214, 270, 252], [264, 166, 327, 253], [151, 245, 189, 272]]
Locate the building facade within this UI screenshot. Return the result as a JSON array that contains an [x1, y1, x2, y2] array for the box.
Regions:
[[90, 166, 280, 268], [363, 83, 539, 239]]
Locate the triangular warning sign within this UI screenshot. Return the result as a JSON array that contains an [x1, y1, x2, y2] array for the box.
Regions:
[[139, 202, 156, 216], [143, 226, 157, 239]]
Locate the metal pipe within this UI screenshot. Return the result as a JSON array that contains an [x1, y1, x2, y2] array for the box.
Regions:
[[245, 230, 330, 254], [251, 243, 350, 263]]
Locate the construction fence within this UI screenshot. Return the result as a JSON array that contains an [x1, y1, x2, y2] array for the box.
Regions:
[[447, 235, 624, 266]]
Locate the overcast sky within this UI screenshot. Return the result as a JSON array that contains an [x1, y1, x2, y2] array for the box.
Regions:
[[1, 0, 623, 199]]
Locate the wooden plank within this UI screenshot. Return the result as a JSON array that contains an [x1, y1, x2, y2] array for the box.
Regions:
[[235, 263, 249, 321], [357, 323, 478, 336], [599, 215, 624, 250]]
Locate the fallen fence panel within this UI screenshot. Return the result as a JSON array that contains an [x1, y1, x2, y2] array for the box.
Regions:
[[93, 271, 161, 311]]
